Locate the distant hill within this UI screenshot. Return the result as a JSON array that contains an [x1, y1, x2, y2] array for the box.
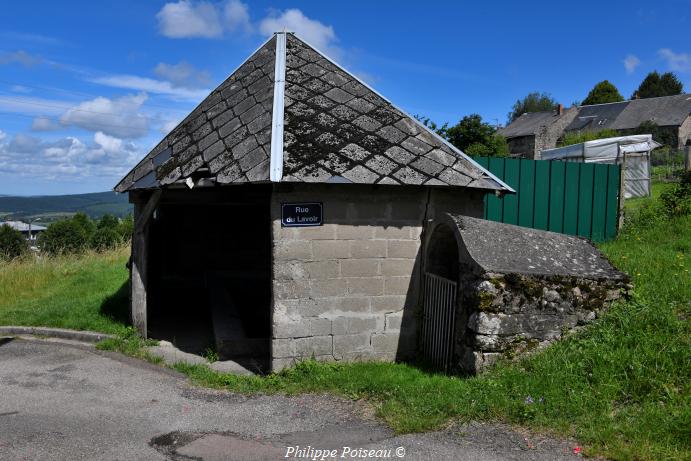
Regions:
[[0, 191, 132, 223]]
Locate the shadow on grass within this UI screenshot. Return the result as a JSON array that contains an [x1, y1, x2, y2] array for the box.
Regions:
[[99, 281, 131, 326]]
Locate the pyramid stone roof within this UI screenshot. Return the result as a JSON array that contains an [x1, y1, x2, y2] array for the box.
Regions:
[[115, 33, 511, 193]]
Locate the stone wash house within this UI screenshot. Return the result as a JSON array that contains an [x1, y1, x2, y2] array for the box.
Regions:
[[116, 32, 625, 373], [501, 94, 691, 158]]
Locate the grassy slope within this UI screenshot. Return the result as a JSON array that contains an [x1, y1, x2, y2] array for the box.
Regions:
[[2, 186, 689, 460], [0, 246, 130, 334]]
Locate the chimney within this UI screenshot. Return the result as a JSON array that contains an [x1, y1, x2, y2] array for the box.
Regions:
[[556, 103, 564, 115]]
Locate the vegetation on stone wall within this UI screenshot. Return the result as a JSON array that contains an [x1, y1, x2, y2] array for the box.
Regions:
[[557, 128, 619, 147]]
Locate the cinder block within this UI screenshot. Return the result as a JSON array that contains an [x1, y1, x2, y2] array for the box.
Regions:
[[272, 338, 296, 358], [347, 277, 384, 296], [309, 318, 332, 336], [274, 261, 308, 280], [295, 224, 337, 240], [340, 259, 380, 277], [380, 259, 416, 277], [336, 224, 375, 240], [385, 311, 403, 331], [387, 240, 419, 259], [310, 279, 348, 298], [332, 316, 380, 335], [374, 226, 416, 239], [271, 357, 296, 372], [304, 260, 340, 279], [273, 280, 311, 300], [294, 335, 333, 357], [384, 276, 412, 295], [312, 240, 350, 259], [333, 333, 372, 358], [327, 296, 371, 313], [349, 240, 387, 259], [273, 321, 311, 339], [370, 333, 400, 354], [274, 240, 312, 261], [371, 295, 407, 313]]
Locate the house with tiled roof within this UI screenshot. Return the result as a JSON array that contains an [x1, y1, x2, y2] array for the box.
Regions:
[[500, 94, 691, 158], [115, 32, 515, 372]]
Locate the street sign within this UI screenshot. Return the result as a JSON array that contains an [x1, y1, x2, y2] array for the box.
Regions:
[[281, 202, 323, 227]]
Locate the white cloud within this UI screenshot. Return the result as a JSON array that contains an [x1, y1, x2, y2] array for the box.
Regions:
[[0, 130, 6, 142], [10, 85, 31, 93], [623, 54, 640, 74], [658, 48, 691, 73], [0, 132, 141, 181], [156, 0, 252, 39], [160, 119, 181, 135], [259, 9, 338, 57], [0, 50, 42, 67], [89, 74, 208, 100], [31, 116, 60, 132], [60, 93, 150, 139], [224, 0, 252, 34], [154, 61, 211, 89], [156, 1, 223, 38]]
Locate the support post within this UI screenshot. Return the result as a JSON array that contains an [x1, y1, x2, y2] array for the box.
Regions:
[[130, 190, 161, 338]]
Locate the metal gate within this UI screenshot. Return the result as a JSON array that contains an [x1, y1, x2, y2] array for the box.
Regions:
[[422, 272, 457, 371]]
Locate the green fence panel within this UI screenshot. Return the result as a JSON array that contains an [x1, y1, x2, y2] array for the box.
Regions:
[[517, 159, 535, 228], [486, 157, 505, 222], [562, 163, 580, 236], [533, 161, 551, 230], [605, 165, 620, 240], [472, 156, 620, 242], [576, 163, 595, 238], [502, 158, 520, 225], [591, 165, 609, 241], [548, 161, 566, 233]]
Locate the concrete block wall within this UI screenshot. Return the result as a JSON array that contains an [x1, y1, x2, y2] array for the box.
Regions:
[[269, 183, 483, 371]]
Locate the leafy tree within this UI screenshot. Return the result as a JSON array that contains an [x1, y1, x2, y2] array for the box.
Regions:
[[116, 215, 134, 242], [633, 71, 684, 99], [89, 227, 121, 251], [446, 114, 509, 157], [582, 80, 624, 105], [633, 120, 676, 147], [507, 92, 558, 123], [97, 214, 119, 230], [72, 212, 96, 237], [0, 224, 28, 259], [39, 220, 88, 254]]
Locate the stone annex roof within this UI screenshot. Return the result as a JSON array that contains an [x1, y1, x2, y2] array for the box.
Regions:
[[498, 110, 567, 138], [444, 214, 627, 280], [114, 33, 510, 193]]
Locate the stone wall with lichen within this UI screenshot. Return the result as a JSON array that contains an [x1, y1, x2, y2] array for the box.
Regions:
[[454, 272, 629, 373]]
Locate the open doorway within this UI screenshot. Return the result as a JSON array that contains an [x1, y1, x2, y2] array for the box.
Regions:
[[421, 223, 460, 372], [147, 185, 272, 371]]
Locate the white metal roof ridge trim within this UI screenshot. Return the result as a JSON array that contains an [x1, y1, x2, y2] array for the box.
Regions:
[[289, 32, 515, 193], [269, 31, 287, 182]]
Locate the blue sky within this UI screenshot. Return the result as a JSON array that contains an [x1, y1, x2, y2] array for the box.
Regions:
[[1, 0, 689, 195]]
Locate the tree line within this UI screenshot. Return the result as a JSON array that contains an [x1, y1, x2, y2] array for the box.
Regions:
[[0, 213, 133, 260], [419, 70, 685, 157]]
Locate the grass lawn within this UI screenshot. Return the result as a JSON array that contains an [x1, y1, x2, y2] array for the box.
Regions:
[[3, 183, 689, 460], [0, 246, 130, 334]]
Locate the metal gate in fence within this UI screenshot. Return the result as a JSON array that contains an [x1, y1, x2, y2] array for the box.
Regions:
[[422, 272, 457, 371]]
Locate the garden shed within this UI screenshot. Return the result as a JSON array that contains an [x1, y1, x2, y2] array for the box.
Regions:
[[116, 32, 624, 374], [540, 135, 660, 198]]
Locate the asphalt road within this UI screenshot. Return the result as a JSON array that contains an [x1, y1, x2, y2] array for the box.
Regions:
[[0, 338, 582, 460]]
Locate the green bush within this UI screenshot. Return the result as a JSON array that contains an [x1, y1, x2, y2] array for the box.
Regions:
[[97, 214, 119, 230], [89, 227, 121, 252], [659, 171, 691, 217], [116, 215, 133, 242], [0, 224, 28, 260], [39, 220, 89, 254], [558, 129, 619, 147]]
